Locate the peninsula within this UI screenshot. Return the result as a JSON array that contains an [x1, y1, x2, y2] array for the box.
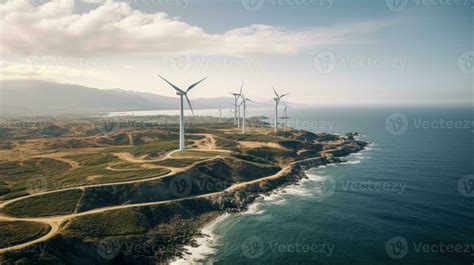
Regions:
[[0, 116, 367, 264]]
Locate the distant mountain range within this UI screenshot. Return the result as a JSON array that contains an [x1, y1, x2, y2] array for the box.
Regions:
[[0, 80, 271, 115]]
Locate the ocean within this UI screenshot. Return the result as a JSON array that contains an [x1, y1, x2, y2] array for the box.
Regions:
[[171, 107, 473, 265]]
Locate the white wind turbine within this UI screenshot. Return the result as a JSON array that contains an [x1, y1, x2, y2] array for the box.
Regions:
[[272, 86, 289, 132], [240, 92, 255, 134], [281, 101, 290, 132], [228, 82, 243, 126], [158, 75, 207, 151], [218, 105, 222, 122]]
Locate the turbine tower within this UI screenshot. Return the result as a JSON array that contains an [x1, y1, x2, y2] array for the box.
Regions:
[[218, 105, 222, 122], [272, 86, 289, 132], [228, 82, 243, 126], [240, 92, 254, 134], [158, 75, 207, 151], [281, 101, 290, 132]]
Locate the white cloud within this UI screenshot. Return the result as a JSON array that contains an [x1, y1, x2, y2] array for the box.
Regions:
[[0, 0, 393, 57]]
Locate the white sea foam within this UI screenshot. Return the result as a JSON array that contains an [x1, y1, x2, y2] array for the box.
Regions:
[[172, 141, 375, 264], [170, 213, 230, 265]]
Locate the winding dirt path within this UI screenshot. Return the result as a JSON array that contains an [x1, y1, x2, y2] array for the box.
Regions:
[[0, 163, 292, 254], [0, 133, 306, 254]]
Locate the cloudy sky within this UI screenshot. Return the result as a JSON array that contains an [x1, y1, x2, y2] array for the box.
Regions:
[[0, 0, 472, 105]]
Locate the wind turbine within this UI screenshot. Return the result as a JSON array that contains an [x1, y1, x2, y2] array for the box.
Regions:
[[281, 101, 290, 132], [272, 86, 289, 132], [240, 92, 255, 134], [158, 75, 207, 151], [218, 105, 222, 122], [228, 82, 243, 126]]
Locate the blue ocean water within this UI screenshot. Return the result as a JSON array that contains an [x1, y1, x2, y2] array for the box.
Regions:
[[186, 107, 473, 265]]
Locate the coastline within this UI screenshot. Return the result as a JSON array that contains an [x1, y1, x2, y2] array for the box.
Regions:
[[171, 138, 370, 264]]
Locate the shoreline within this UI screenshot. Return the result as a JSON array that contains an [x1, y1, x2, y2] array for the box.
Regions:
[[171, 139, 370, 264]]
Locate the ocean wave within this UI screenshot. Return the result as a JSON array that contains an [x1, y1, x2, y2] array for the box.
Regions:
[[172, 141, 374, 264], [170, 213, 230, 265]]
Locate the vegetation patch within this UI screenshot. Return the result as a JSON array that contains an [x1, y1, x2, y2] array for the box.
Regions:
[[0, 158, 71, 183], [65, 208, 149, 237], [153, 158, 202, 168], [0, 221, 50, 248], [2, 189, 83, 218], [170, 150, 222, 159], [66, 153, 118, 166]]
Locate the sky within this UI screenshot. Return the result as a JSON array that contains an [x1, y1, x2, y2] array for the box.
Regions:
[[0, 0, 472, 106]]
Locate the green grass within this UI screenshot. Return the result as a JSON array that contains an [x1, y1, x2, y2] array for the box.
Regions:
[[108, 163, 145, 170], [170, 150, 222, 158], [64, 208, 149, 237], [47, 166, 171, 190], [2, 189, 83, 218], [65, 153, 118, 166], [153, 158, 202, 168], [107, 140, 179, 157], [0, 158, 71, 183], [246, 147, 295, 163], [0, 221, 50, 248], [214, 136, 239, 151], [215, 132, 283, 143]]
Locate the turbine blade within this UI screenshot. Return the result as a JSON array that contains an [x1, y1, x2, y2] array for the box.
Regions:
[[240, 81, 244, 95], [187, 77, 207, 92], [281, 93, 289, 98], [158, 75, 185, 94], [272, 86, 279, 98], [185, 94, 195, 116]]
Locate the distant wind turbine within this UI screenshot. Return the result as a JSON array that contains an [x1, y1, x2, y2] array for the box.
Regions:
[[281, 101, 290, 132], [240, 92, 255, 134], [228, 82, 243, 126], [272, 86, 289, 132], [158, 75, 207, 151], [218, 105, 222, 122]]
